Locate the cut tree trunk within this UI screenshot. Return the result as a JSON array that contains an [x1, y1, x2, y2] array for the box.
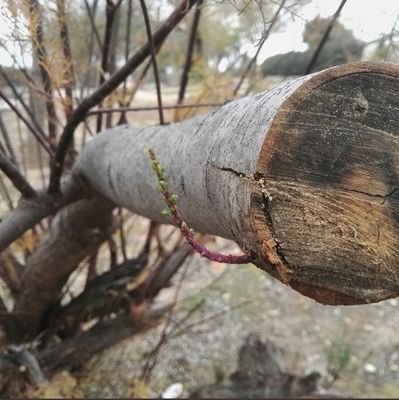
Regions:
[[76, 62, 399, 305]]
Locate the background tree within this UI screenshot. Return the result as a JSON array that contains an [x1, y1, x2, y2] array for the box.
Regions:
[[261, 16, 364, 75]]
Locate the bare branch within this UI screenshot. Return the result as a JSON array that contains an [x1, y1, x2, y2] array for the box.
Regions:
[[139, 0, 165, 125], [56, 0, 75, 120], [0, 66, 48, 142], [122, 0, 133, 98], [0, 250, 24, 296], [83, 0, 103, 56], [0, 174, 15, 210], [96, 0, 122, 132], [0, 113, 18, 168], [233, 0, 286, 96], [37, 305, 170, 374], [28, 0, 59, 148], [0, 151, 37, 198], [48, 0, 199, 194], [177, 0, 204, 105], [304, 0, 348, 74], [0, 90, 53, 156], [11, 196, 114, 341], [0, 174, 85, 254]]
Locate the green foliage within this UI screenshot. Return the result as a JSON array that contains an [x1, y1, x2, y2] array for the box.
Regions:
[[262, 17, 364, 76], [326, 339, 351, 381], [212, 362, 225, 384]]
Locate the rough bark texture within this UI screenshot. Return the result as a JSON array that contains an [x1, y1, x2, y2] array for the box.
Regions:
[[10, 196, 114, 342], [76, 62, 399, 305]]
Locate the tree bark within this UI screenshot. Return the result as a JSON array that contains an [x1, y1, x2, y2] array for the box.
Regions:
[[10, 196, 114, 342], [75, 62, 399, 305]]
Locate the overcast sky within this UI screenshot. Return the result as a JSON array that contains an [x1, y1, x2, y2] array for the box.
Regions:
[[255, 0, 399, 62], [0, 0, 398, 67]]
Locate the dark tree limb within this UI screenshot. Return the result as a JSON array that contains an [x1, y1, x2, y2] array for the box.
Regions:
[[139, 0, 164, 125], [0, 249, 24, 296], [304, 0, 348, 74], [233, 0, 286, 96], [0, 66, 47, 142], [96, 0, 122, 133], [37, 304, 170, 375], [83, 0, 103, 57], [0, 174, 85, 254], [0, 151, 37, 199], [0, 175, 15, 210], [79, 0, 101, 101], [177, 0, 204, 105], [0, 113, 18, 168], [28, 0, 59, 148], [145, 242, 193, 298], [49, 0, 198, 194], [56, 0, 75, 120], [49, 257, 146, 335], [10, 196, 114, 342], [0, 90, 53, 156]]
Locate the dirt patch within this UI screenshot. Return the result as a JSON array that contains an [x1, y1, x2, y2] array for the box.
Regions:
[[78, 239, 399, 398]]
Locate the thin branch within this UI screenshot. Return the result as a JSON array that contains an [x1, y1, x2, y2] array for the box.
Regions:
[[96, 0, 122, 132], [0, 175, 85, 253], [0, 90, 53, 157], [37, 305, 170, 375], [233, 0, 286, 96], [140, 257, 191, 381], [0, 42, 36, 87], [28, 0, 59, 148], [169, 298, 253, 339], [0, 66, 48, 141], [79, 0, 100, 100], [16, 117, 27, 179], [118, 0, 134, 125], [304, 0, 348, 74], [122, 0, 133, 98], [49, 0, 198, 194], [149, 149, 253, 264], [177, 0, 204, 105], [0, 249, 23, 297], [0, 113, 18, 168], [83, 0, 103, 56], [139, 0, 164, 125], [56, 0, 75, 120], [117, 207, 128, 261], [0, 175, 15, 210], [0, 151, 37, 198], [119, 45, 164, 122]]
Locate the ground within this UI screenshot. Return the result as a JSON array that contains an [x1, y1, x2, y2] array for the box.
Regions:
[[77, 235, 399, 398]]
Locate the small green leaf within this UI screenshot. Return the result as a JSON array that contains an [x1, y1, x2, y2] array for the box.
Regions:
[[161, 208, 172, 217], [158, 180, 167, 191], [151, 160, 159, 172], [170, 194, 178, 204]]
